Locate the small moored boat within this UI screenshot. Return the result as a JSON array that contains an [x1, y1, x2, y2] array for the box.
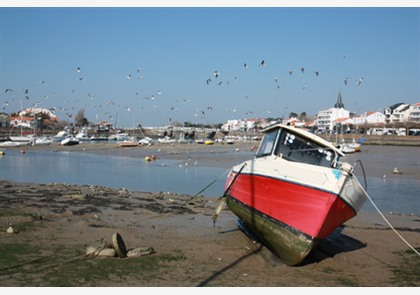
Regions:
[[60, 136, 79, 146], [221, 123, 368, 265]]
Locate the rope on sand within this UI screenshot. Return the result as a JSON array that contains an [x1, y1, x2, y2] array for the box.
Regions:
[[355, 165, 420, 257], [365, 191, 420, 256]]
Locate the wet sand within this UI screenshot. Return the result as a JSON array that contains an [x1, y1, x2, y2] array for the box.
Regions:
[[0, 142, 419, 287]]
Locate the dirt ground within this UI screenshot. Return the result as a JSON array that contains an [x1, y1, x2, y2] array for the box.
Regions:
[[0, 142, 419, 287]]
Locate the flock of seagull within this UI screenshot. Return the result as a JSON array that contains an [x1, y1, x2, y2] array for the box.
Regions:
[[2, 56, 365, 127]]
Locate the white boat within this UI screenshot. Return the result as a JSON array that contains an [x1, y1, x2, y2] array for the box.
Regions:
[[29, 135, 53, 145], [60, 136, 79, 146], [108, 132, 132, 141], [158, 136, 176, 144], [52, 130, 70, 142], [220, 124, 368, 265], [75, 129, 91, 142], [8, 135, 33, 143], [347, 138, 362, 152], [0, 140, 28, 147], [338, 143, 356, 154], [139, 137, 154, 145]]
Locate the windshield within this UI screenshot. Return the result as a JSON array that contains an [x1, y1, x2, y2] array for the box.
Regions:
[[256, 128, 279, 157], [275, 129, 337, 167]]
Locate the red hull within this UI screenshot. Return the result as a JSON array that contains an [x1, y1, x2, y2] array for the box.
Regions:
[[226, 173, 356, 240]]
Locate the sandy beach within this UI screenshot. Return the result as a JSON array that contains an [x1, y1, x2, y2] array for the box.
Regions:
[[0, 141, 419, 287]]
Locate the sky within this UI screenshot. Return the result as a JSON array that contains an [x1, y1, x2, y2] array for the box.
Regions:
[[0, 3, 419, 128]]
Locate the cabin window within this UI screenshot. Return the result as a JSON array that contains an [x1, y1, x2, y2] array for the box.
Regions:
[[275, 131, 336, 167], [256, 129, 278, 157]]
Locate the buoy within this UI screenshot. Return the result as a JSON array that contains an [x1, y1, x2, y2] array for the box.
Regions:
[[145, 156, 151, 161], [20, 150, 25, 154], [151, 154, 156, 161], [0, 151, 5, 156]]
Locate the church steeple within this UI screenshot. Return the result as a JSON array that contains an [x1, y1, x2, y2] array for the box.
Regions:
[[334, 91, 345, 109]]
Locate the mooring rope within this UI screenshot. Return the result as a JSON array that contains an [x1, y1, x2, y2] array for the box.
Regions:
[[353, 161, 420, 257]]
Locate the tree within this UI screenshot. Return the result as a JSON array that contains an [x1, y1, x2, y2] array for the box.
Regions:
[[75, 109, 89, 127]]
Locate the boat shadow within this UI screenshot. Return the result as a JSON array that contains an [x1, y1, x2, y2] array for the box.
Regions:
[[301, 225, 367, 266]]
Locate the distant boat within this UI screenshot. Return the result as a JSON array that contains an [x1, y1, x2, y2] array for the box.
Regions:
[[118, 140, 139, 147], [204, 139, 214, 145], [29, 135, 53, 146], [338, 143, 356, 154], [108, 132, 132, 141], [347, 138, 362, 152], [75, 129, 91, 142], [60, 136, 79, 146], [158, 136, 176, 144], [139, 137, 154, 146], [8, 135, 33, 144], [0, 140, 28, 147], [52, 130, 70, 142], [222, 124, 368, 265]]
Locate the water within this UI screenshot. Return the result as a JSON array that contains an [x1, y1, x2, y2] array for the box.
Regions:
[[0, 150, 229, 198], [1, 147, 419, 215]]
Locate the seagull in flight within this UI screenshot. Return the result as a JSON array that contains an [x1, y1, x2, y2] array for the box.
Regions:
[[344, 77, 350, 85], [213, 71, 220, 78], [259, 60, 265, 67]]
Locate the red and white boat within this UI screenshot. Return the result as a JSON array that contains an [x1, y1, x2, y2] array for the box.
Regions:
[[223, 123, 368, 265]]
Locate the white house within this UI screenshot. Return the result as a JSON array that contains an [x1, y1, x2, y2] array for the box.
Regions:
[[384, 103, 410, 124], [353, 111, 386, 126], [408, 102, 420, 123]]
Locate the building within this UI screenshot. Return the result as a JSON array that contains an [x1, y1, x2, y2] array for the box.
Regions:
[[315, 91, 350, 133], [408, 102, 420, 123], [384, 103, 410, 124], [352, 111, 386, 127]]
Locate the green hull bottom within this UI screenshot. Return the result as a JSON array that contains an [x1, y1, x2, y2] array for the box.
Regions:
[[226, 197, 315, 266]]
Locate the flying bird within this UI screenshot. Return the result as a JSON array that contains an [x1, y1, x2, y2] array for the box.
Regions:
[[76, 66, 81, 72], [213, 71, 219, 78], [243, 63, 248, 69], [126, 74, 132, 80], [301, 67, 305, 73], [344, 77, 350, 85], [288, 69, 293, 75], [314, 71, 319, 76], [356, 77, 364, 86], [259, 60, 265, 67], [5, 88, 13, 93]]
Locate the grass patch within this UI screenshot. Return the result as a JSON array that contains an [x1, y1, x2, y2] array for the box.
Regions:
[[0, 240, 187, 287], [390, 248, 420, 286]]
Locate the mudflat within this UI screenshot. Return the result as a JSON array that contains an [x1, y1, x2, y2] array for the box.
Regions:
[[0, 142, 419, 287]]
